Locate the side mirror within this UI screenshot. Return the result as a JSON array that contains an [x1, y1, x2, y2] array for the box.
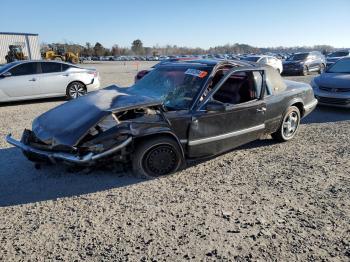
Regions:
[[1, 72, 12, 78], [205, 100, 226, 112]]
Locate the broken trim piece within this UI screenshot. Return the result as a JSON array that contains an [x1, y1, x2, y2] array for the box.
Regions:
[[188, 124, 265, 146], [6, 134, 132, 164]]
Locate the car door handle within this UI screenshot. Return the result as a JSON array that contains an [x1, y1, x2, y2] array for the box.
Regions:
[[256, 107, 266, 113], [29, 78, 36, 81], [62, 74, 69, 77]]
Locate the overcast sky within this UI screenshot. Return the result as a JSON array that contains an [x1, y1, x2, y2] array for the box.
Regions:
[[1, 0, 349, 48]]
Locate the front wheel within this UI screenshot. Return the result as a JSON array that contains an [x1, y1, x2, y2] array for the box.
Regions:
[[132, 137, 184, 179], [272, 106, 301, 142], [66, 82, 87, 99], [302, 66, 308, 76]]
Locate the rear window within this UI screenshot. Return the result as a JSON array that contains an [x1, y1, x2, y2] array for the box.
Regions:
[[241, 57, 260, 62], [265, 67, 287, 94], [41, 62, 62, 73]]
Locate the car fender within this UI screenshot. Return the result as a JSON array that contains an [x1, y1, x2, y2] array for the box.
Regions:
[[133, 127, 185, 158]]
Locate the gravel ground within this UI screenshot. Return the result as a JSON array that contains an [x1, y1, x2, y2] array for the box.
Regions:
[[0, 62, 349, 261]]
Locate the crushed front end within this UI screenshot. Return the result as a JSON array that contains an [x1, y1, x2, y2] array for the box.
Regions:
[[6, 105, 165, 166]]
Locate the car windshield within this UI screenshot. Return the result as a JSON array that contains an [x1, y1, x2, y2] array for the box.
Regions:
[[286, 53, 308, 61], [241, 57, 260, 62], [128, 66, 210, 110], [0, 62, 19, 74], [326, 59, 350, 73], [328, 51, 349, 58]]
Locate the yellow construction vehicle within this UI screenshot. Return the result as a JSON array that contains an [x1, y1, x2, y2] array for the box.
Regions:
[[43, 45, 79, 64], [5, 45, 27, 63]]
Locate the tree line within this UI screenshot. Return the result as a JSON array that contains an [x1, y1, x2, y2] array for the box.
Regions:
[[40, 39, 341, 57]]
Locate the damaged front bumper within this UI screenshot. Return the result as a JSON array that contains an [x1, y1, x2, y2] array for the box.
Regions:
[[6, 134, 132, 165]]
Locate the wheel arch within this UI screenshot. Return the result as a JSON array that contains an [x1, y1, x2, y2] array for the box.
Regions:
[[286, 98, 305, 117], [67, 80, 86, 89], [133, 131, 185, 159]]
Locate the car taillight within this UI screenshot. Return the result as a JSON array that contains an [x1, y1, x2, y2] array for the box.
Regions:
[[88, 71, 98, 77]]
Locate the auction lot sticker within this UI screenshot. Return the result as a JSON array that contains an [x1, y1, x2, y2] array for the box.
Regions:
[[185, 69, 208, 78]]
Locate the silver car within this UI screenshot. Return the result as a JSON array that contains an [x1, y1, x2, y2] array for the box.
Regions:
[[0, 60, 100, 102], [312, 57, 350, 108]]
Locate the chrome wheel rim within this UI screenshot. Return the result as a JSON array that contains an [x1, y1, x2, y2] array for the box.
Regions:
[[69, 84, 86, 99], [282, 111, 299, 138]]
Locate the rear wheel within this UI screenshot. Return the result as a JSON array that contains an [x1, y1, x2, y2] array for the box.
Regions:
[[66, 82, 87, 99], [272, 106, 301, 142], [132, 137, 184, 179]]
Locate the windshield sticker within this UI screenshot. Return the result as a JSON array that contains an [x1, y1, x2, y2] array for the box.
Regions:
[[185, 69, 208, 78]]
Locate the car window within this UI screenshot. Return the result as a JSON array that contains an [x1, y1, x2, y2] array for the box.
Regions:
[[9, 63, 38, 76], [260, 57, 268, 63], [265, 67, 287, 94], [41, 62, 62, 73], [328, 51, 349, 57], [62, 64, 70, 71], [212, 70, 262, 105]]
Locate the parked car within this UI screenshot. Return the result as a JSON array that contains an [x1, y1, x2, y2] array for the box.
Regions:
[[241, 55, 283, 73], [7, 59, 317, 178], [326, 50, 350, 67], [283, 51, 326, 76], [0, 60, 100, 102], [134, 56, 198, 82], [311, 57, 350, 108]]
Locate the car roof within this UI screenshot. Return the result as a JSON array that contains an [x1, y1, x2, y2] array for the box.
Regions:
[[157, 58, 254, 68]]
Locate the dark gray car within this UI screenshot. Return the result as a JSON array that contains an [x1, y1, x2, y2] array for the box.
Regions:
[[312, 57, 350, 108], [326, 50, 350, 68], [283, 51, 326, 76]]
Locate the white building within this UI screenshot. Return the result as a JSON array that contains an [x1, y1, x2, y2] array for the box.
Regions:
[[0, 32, 41, 64]]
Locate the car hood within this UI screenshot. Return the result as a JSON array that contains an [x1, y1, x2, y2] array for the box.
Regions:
[[32, 85, 161, 147], [314, 73, 350, 88]]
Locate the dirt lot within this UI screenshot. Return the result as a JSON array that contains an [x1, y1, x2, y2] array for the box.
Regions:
[[0, 62, 349, 261]]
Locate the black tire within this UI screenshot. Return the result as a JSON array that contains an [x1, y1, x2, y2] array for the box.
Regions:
[[302, 66, 308, 76], [271, 106, 301, 142], [132, 136, 184, 179], [318, 63, 325, 74], [66, 82, 87, 100]]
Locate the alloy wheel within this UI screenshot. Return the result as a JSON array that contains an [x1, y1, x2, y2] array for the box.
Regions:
[[282, 111, 299, 139], [68, 83, 86, 99]]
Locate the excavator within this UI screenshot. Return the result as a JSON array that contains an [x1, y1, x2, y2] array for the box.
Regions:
[[43, 45, 79, 64], [5, 45, 27, 63]]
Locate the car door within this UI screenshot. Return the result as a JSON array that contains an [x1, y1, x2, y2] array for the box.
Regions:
[[35, 62, 69, 96], [0, 62, 39, 99], [188, 69, 266, 158]]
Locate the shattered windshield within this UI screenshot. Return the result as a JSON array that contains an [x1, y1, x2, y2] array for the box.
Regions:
[[128, 66, 210, 110]]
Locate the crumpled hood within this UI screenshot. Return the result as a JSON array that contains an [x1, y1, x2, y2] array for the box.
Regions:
[[315, 73, 350, 88], [32, 85, 161, 147]]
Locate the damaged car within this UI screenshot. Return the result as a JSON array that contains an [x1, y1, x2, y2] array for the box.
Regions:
[[6, 59, 318, 178]]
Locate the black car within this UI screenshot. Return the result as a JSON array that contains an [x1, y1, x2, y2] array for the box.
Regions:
[[283, 51, 326, 76], [7, 60, 317, 178]]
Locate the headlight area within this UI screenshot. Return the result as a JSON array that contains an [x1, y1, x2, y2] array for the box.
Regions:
[[76, 107, 161, 162]]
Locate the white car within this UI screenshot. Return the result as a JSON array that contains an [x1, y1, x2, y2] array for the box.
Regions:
[[0, 60, 100, 102], [241, 55, 283, 74]]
